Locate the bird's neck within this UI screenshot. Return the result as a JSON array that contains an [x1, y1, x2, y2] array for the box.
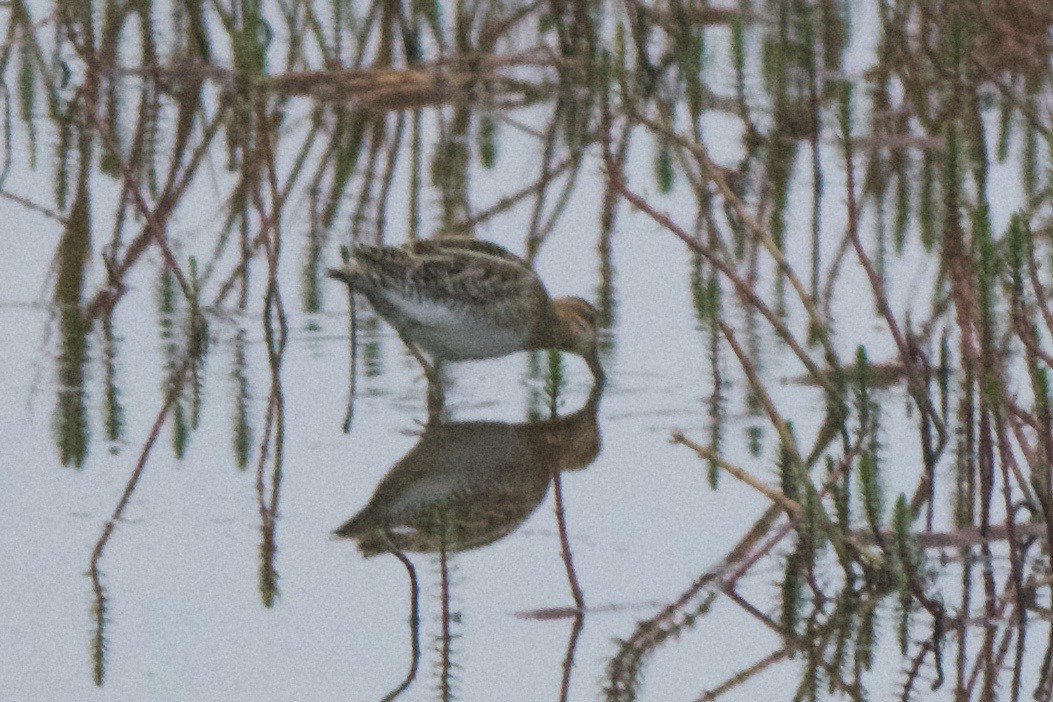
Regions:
[[528, 302, 578, 352]]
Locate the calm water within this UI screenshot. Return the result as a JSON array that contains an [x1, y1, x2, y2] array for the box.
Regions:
[[2, 0, 1052, 700], [3, 201, 826, 700]]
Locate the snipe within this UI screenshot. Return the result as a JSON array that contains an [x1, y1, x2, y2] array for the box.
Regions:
[[327, 238, 604, 409]]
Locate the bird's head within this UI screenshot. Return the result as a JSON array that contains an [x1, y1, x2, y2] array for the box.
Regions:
[[552, 296, 605, 383]]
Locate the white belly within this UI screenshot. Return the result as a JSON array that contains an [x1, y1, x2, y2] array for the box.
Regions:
[[382, 294, 528, 360]]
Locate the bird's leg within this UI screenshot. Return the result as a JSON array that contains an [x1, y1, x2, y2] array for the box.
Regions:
[[395, 329, 446, 417], [394, 328, 431, 375], [425, 360, 446, 422]]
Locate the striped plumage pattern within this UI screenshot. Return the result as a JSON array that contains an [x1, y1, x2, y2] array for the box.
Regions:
[[327, 238, 603, 379]]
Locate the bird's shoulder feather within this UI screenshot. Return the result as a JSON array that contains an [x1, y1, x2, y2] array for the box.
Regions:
[[406, 238, 529, 268], [399, 240, 544, 308]]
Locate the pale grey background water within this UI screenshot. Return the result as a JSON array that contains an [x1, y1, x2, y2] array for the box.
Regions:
[[0, 2, 1032, 699]]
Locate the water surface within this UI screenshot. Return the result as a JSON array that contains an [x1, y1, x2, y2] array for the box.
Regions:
[[2, 1, 1052, 700]]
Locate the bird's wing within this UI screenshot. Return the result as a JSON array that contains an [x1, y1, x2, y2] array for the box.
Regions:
[[333, 242, 547, 329], [402, 245, 546, 314], [407, 238, 530, 269]]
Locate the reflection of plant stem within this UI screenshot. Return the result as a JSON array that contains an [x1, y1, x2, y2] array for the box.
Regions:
[[232, 327, 251, 468], [673, 432, 801, 516], [806, 5, 822, 304], [438, 535, 452, 702], [699, 645, 791, 701], [83, 100, 231, 324], [255, 369, 285, 607], [381, 550, 421, 702], [558, 611, 584, 702], [608, 170, 836, 400], [89, 569, 107, 686], [1036, 622, 1053, 700], [630, 111, 830, 347], [408, 109, 422, 240], [92, 115, 193, 299], [342, 288, 358, 434], [101, 313, 123, 442], [717, 320, 799, 459], [0, 188, 66, 223], [253, 94, 287, 607], [88, 353, 192, 685], [553, 471, 584, 609], [900, 635, 935, 700], [526, 101, 560, 260], [723, 585, 782, 634], [956, 552, 973, 698], [458, 153, 575, 232], [211, 116, 321, 309], [840, 88, 948, 494], [964, 605, 1015, 700], [350, 116, 384, 243], [374, 111, 406, 243]]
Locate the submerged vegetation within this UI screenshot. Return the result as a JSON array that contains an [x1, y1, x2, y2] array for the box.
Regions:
[[5, 0, 1053, 698]]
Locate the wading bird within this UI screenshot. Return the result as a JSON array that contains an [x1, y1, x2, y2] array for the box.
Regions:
[[327, 238, 604, 412]]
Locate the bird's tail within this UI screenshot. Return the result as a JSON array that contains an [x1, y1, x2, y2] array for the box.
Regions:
[[326, 245, 408, 291], [331, 508, 378, 538], [325, 264, 357, 286]]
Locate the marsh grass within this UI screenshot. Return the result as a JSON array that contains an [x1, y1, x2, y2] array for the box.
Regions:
[[3, 0, 1053, 698]]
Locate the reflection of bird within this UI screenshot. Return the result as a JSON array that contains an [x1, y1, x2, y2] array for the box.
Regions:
[[334, 384, 602, 556], [327, 238, 604, 410]]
